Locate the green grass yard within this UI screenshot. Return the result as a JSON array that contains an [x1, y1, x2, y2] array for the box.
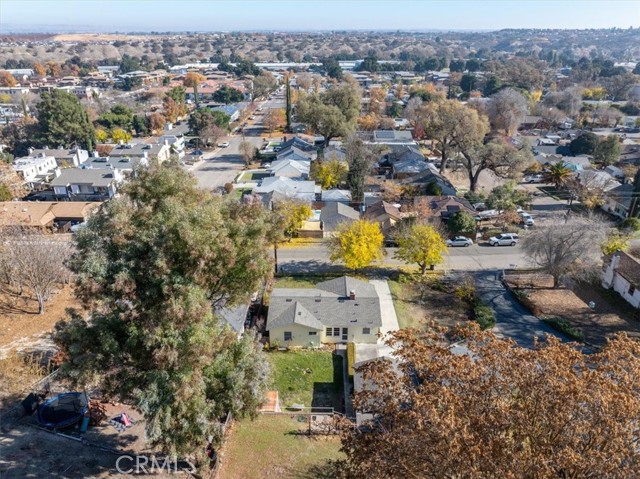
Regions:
[[267, 350, 343, 411], [218, 415, 343, 479]]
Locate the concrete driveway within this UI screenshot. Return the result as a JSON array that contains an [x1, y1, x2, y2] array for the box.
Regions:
[[473, 271, 569, 348], [370, 279, 400, 338]]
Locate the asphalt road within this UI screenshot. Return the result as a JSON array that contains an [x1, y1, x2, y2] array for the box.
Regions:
[[189, 93, 286, 191], [276, 242, 530, 273], [473, 271, 569, 348]]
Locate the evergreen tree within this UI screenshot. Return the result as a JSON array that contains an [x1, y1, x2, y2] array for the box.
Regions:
[[35, 90, 96, 151]]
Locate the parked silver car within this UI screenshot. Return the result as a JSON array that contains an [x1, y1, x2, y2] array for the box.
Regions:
[[446, 236, 473, 247], [488, 233, 519, 246]]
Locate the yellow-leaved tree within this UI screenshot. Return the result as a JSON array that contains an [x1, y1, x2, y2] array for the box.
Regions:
[[111, 128, 132, 144], [310, 159, 348, 189], [95, 129, 108, 143], [394, 223, 447, 274], [329, 220, 384, 271]]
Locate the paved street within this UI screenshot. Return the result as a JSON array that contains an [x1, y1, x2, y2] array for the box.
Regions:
[[276, 243, 531, 273], [189, 93, 286, 190]]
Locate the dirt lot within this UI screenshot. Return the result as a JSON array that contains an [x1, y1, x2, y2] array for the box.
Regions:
[[0, 284, 79, 358], [0, 401, 176, 478], [505, 274, 640, 347]]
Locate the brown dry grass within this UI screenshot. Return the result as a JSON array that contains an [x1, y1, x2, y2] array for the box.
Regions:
[[0, 284, 80, 350], [51, 33, 151, 42], [0, 351, 50, 408], [505, 273, 640, 347]]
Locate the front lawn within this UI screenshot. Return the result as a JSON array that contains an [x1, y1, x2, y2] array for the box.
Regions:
[[275, 274, 361, 289], [217, 415, 343, 479], [388, 273, 470, 329], [267, 350, 343, 411]]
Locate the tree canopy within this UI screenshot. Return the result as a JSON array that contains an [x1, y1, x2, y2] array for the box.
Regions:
[[394, 223, 447, 274], [593, 134, 621, 166], [342, 326, 640, 479], [212, 85, 244, 104], [328, 220, 384, 271], [35, 90, 96, 151], [569, 132, 599, 155], [189, 108, 230, 136], [54, 164, 274, 458]]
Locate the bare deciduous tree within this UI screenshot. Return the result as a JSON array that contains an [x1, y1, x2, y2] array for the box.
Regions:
[[521, 216, 607, 287], [239, 141, 256, 167], [487, 88, 528, 135], [0, 230, 72, 314]]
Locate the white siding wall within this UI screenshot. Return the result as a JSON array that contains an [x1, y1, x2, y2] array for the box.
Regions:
[[612, 274, 640, 308]]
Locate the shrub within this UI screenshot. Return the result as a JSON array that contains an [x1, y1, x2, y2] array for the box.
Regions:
[[622, 217, 640, 232], [542, 317, 584, 341], [473, 302, 496, 330]]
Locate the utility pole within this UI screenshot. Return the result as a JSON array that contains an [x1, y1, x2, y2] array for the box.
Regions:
[[285, 77, 292, 133]]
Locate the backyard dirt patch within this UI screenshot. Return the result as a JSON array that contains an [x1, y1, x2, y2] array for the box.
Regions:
[[0, 284, 80, 355], [505, 274, 640, 347]]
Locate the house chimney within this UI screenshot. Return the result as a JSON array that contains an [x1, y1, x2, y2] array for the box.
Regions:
[[349, 290, 356, 300]]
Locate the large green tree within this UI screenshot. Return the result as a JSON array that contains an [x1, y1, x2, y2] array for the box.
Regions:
[[189, 108, 230, 136], [569, 132, 599, 155], [593, 134, 621, 166], [295, 81, 361, 147], [212, 85, 244, 104], [54, 164, 273, 459], [35, 90, 96, 151]]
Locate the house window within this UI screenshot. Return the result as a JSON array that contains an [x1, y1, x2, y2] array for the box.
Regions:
[[333, 327, 340, 336], [284, 332, 292, 341], [362, 328, 371, 335], [308, 331, 317, 336], [629, 285, 636, 296], [326, 327, 333, 336]]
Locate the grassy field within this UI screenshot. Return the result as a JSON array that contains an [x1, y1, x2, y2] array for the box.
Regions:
[[267, 350, 343, 411], [217, 415, 343, 479]]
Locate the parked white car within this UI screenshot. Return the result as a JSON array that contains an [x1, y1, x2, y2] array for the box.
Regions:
[[217, 141, 230, 148], [524, 173, 545, 183], [446, 236, 474, 247], [520, 212, 534, 226], [488, 233, 520, 246]]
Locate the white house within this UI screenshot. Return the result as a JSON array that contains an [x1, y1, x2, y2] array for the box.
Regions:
[[253, 176, 320, 203], [12, 154, 59, 187], [109, 143, 171, 163], [28, 147, 89, 167], [602, 251, 640, 309], [267, 277, 382, 348]]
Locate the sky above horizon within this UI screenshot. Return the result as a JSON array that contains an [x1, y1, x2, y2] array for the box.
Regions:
[[1, 1, 638, 32]]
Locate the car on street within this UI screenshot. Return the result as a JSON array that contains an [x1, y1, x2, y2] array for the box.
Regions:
[[217, 141, 230, 148], [262, 163, 271, 169], [524, 173, 545, 183], [446, 236, 474, 247], [488, 233, 520, 246], [192, 149, 204, 156]]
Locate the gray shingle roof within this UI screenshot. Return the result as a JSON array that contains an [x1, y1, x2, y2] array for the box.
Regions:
[[50, 168, 118, 187], [267, 276, 382, 329]]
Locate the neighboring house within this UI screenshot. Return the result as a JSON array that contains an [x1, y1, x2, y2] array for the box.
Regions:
[[620, 144, 640, 165], [217, 304, 250, 338], [269, 159, 310, 179], [267, 276, 382, 347], [320, 202, 360, 237], [109, 143, 171, 163], [379, 144, 424, 167], [362, 201, 401, 236], [81, 156, 147, 173], [392, 157, 430, 179], [321, 189, 352, 203], [602, 184, 634, 219], [400, 165, 457, 196], [161, 134, 186, 158], [253, 176, 320, 203], [212, 104, 240, 122], [323, 146, 347, 163], [415, 196, 477, 221], [12, 154, 59, 187], [602, 251, 640, 309], [28, 147, 89, 168], [276, 146, 317, 162], [577, 169, 621, 192], [0, 201, 100, 230], [50, 168, 122, 201], [372, 130, 414, 144], [604, 165, 625, 181]]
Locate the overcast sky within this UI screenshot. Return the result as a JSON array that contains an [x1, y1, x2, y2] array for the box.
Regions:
[[1, 0, 638, 32]]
